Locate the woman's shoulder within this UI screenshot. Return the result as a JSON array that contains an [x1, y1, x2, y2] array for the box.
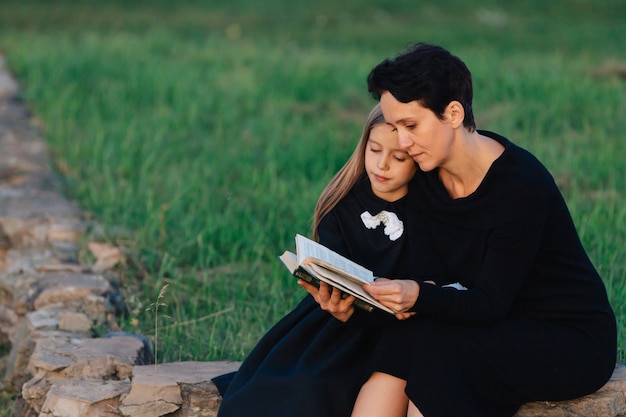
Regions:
[[481, 130, 558, 199], [408, 131, 563, 226]]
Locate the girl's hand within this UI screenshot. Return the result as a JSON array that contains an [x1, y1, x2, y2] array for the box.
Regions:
[[364, 278, 420, 315], [394, 311, 416, 320], [298, 280, 355, 322]]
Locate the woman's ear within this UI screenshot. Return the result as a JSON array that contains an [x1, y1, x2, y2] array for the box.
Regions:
[[445, 101, 465, 129]]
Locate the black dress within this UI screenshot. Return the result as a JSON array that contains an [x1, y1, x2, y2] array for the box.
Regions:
[[371, 131, 617, 417], [214, 177, 421, 417]]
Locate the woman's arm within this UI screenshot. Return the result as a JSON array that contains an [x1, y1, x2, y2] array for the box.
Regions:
[[411, 207, 548, 324]]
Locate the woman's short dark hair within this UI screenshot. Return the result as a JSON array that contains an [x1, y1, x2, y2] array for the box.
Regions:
[[367, 43, 476, 131]]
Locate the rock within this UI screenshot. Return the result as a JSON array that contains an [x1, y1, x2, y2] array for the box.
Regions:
[[119, 361, 241, 417], [27, 334, 148, 379], [32, 271, 112, 310], [19, 334, 149, 414], [173, 380, 224, 417], [39, 379, 130, 417], [58, 312, 92, 333], [119, 400, 179, 417]]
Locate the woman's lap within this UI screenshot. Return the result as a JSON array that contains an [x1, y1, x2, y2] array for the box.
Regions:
[[370, 315, 616, 417]]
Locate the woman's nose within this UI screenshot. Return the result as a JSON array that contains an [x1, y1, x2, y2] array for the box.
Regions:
[[398, 132, 413, 149]]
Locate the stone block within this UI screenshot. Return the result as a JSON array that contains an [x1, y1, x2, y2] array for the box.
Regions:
[[119, 361, 241, 417], [39, 379, 130, 417], [28, 334, 148, 379]]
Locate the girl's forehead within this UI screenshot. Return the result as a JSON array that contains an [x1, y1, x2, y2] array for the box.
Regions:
[[370, 123, 395, 134], [369, 131, 396, 144], [368, 125, 404, 149]]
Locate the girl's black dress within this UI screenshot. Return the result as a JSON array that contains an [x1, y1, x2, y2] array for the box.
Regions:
[[371, 131, 617, 417], [214, 178, 418, 417]]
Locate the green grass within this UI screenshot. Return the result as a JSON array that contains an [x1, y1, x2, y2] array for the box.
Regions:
[[0, 0, 624, 378]]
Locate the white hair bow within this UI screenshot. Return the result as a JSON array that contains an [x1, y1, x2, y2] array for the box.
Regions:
[[360, 210, 404, 241]]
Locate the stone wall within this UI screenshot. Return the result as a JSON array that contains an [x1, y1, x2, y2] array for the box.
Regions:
[[0, 53, 240, 417], [0, 53, 624, 417]]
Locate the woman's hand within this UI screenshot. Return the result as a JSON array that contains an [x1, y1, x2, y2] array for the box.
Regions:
[[298, 280, 355, 322], [364, 278, 420, 319]]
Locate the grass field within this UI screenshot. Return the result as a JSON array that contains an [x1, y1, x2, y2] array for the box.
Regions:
[[0, 0, 624, 399]]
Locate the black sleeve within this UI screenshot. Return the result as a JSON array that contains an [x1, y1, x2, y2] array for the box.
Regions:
[[411, 206, 547, 324]]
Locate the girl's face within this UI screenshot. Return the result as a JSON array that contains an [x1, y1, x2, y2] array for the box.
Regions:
[[365, 123, 417, 202], [380, 91, 454, 173]]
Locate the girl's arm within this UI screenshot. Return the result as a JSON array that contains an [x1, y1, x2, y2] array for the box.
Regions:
[[301, 210, 358, 322]]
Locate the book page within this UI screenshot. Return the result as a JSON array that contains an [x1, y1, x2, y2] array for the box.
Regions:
[[295, 234, 374, 283], [279, 251, 298, 274]]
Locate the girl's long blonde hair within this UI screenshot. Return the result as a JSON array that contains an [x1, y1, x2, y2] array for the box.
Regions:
[[312, 104, 386, 240]]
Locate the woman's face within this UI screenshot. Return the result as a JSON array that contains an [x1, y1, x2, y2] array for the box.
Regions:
[[364, 123, 417, 202], [380, 91, 454, 172]]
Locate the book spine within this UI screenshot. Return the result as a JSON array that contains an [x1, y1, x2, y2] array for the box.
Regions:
[[294, 269, 374, 313], [353, 299, 374, 312]]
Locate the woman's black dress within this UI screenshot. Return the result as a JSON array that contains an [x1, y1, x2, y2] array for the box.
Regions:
[[214, 178, 420, 417], [371, 131, 617, 417]]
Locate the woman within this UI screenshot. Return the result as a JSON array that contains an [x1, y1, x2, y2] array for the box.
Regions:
[[215, 104, 419, 417], [349, 43, 617, 417]]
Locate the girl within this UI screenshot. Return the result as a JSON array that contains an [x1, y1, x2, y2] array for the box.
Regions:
[[214, 104, 419, 417]]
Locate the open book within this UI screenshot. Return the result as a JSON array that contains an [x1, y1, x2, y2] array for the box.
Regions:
[[279, 234, 394, 314]]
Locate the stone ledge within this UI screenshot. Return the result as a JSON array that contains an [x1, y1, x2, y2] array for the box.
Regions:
[[19, 360, 625, 417]]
